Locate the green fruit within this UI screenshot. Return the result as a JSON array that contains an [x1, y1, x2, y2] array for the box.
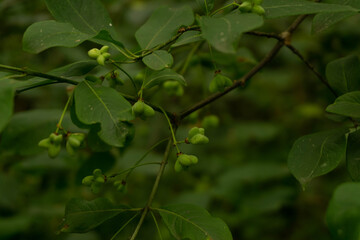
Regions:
[[38, 138, 51, 148], [82, 176, 94, 186], [88, 48, 101, 58], [66, 141, 76, 155], [189, 134, 209, 145], [252, 5, 265, 15], [209, 78, 219, 93], [178, 154, 192, 166], [175, 85, 184, 96], [189, 155, 198, 165], [143, 104, 155, 118], [93, 168, 103, 177], [213, 74, 232, 92], [102, 52, 111, 60], [50, 133, 63, 144], [239, 2, 253, 13], [202, 115, 219, 128], [68, 136, 81, 148], [174, 160, 183, 172], [97, 55, 106, 65], [100, 45, 109, 53], [163, 81, 180, 90], [188, 127, 205, 139], [95, 176, 105, 184], [48, 144, 61, 158], [132, 101, 145, 116]]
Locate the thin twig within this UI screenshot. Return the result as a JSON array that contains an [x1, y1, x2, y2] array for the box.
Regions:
[[285, 44, 338, 97], [245, 31, 282, 41]]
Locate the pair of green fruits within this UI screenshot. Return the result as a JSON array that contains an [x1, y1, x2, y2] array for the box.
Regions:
[[175, 127, 209, 172], [132, 100, 155, 119], [38, 133, 85, 158], [88, 45, 111, 65], [239, 0, 265, 15]]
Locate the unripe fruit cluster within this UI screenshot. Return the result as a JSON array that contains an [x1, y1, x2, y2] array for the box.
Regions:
[[88, 46, 111, 65], [174, 153, 199, 172], [132, 100, 155, 119], [238, 0, 265, 15], [38, 133, 63, 158], [82, 169, 106, 194], [209, 74, 233, 93], [163, 81, 184, 96], [186, 127, 209, 145]]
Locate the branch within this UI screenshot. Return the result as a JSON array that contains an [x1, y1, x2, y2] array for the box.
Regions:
[[245, 31, 282, 41], [178, 14, 311, 120], [285, 44, 338, 97], [130, 139, 173, 240]]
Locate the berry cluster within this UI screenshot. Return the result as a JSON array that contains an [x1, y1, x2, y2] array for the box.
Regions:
[[239, 0, 265, 15], [88, 45, 111, 65]]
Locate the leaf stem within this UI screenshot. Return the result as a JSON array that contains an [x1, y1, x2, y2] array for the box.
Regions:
[[210, 2, 238, 16], [160, 107, 180, 153], [55, 92, 73, 134], [129, 139, 173, 240]]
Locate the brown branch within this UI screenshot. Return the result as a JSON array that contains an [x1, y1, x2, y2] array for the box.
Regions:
[[178, 14, 313, 120], [285, 44, 338, 97], [245, 31, 282, 41]]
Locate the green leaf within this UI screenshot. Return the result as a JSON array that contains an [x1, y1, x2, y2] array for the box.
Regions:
[[0, 80, 15, 133], [135, 6, 194, 50], [262, 0, 358, 19], [74, 81, 134, 147], [142, 50, 174, 71], [144, 68, 186, 89], [171, 31, 203, 48], [59, 198, 137, 233], [44, 0, 115, 35], [157, 204, 233, 240], [22, 20, 91, 54], [312, 0, 360, 34], [199, 13, 263, 53], [326, 182, 360, 240], [288, 128, 348, 187], [326, 55, 360, 96], [346, 129, 360, 181], [326, 91, 360, 118], [92, 30, 125, 49], [196, 0, 215, 14]]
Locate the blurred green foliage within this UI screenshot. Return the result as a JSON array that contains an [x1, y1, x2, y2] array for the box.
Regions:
[[1, 0, 360, 239]]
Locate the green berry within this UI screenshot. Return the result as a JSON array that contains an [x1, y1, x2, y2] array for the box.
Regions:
[[68, 136, 81, 148], [178, 154, 192, 166], [100, 45, 109, 53], [95, 176, 105, 184], [209, 78, 219, 93], [252, 5, 265, 15], [66, 141, 76, 155], [174, 160, 183, 172], [93, 169, 103, 177], [143, 104, 155, 118], [97, 55, 106, 65], [213, 74, 232, 92], [88, 48, 101, 58], [38, 138, 51, 148], [239, 2, 253, 13], [188, 127, 205, 139], [202, 115, 219, 128], [82, 176, 94, 186], [50, 133, 63, 145], [189, 134, 209, 145], [48, 144, 61, 158], [132, 101, 145, 117], [102, 52, 111, 60], [189, 155, 198, 165]]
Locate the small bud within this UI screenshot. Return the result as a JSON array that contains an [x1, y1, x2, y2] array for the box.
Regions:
[[143, 104, 155, 118], [97, 55, 106, 66], [48, 144, 61, 158], [238, 2, 253, 13], [38, 138, 51, 148], [174, 160, 183, 172], [132, 101, 145, 117], [102, 52, 111, 60], [50, 133, 63, 145], [189, 134, 209, 145]]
